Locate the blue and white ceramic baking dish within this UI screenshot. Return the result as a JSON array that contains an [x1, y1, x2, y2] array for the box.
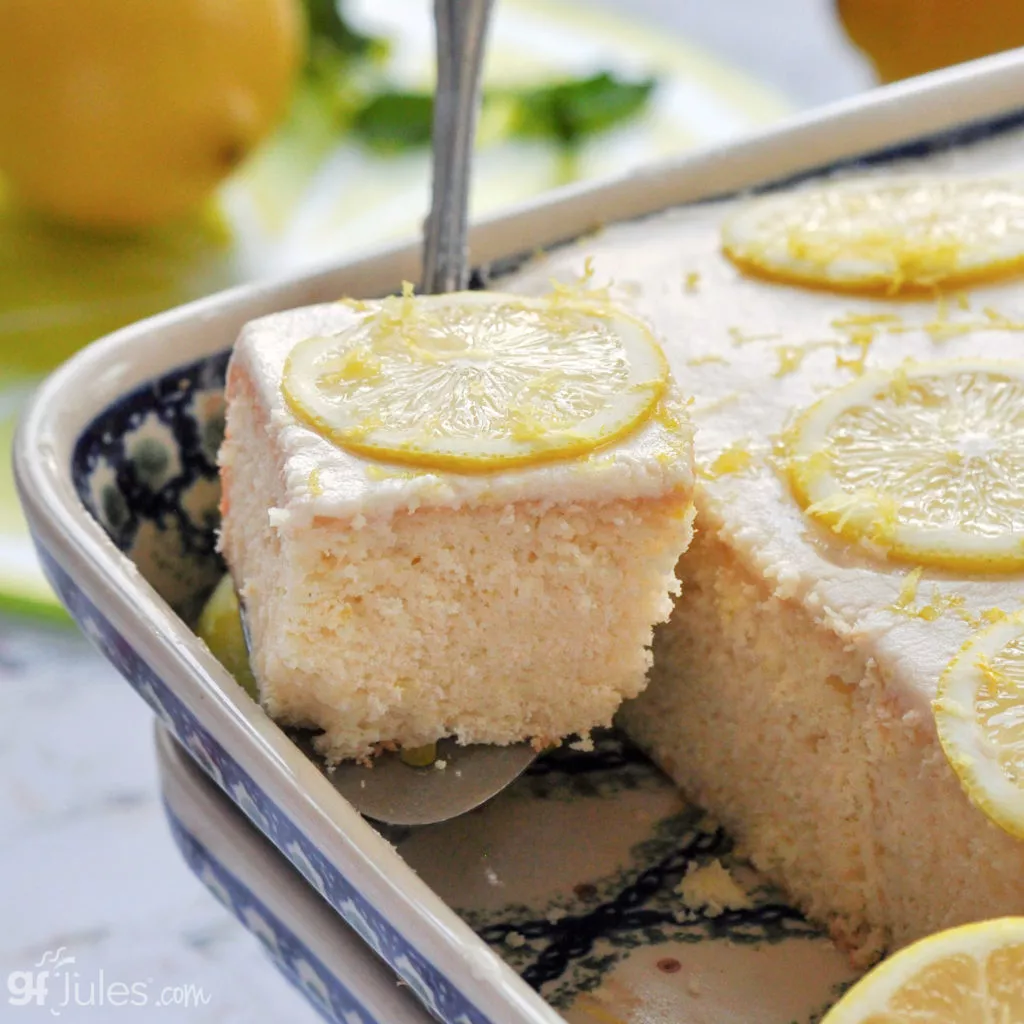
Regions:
[[157, 723, 435, 1024], [15, 51, 1024, 1024]]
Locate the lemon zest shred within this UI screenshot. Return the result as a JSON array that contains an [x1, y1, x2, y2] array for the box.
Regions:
[[891, 573, 968, 622], [830, 313, 903, 329], [804, 487, 898, 545], [773, 339, 838, 378], [728, 327, 781, 347], [683, 271, 701, 293], [982, 307, 1024, 331], [834, 329, 874, 375], [889, 365, 912, 402], [687, 353, 729, 367], [692, 391, 741, 415], [893, 567, 924, 610], [699, 443, 754, 480], [975, 654, 1007, 693], [956, 606, 1010, 628], [774, 345, 807, 378]]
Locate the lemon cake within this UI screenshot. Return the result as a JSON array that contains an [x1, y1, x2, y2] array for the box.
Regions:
[[500, 160, 1024, 959], [218, 290, 696, 763]]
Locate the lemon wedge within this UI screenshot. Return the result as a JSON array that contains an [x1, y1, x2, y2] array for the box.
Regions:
[[722, 177, 1024, 294], [785, 360, 1024, 571], [283, 291, 668, 473], [196, 574, 258, 700], [935, 611, 1024, 839], [821, 917, 1024, 1023]]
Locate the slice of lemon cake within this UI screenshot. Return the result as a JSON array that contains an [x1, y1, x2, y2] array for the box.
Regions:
[[500, 169, 1024, 960], [218, 289, 695, 763]]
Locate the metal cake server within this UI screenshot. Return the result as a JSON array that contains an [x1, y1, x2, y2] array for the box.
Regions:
[[242, 0, 537, 827]]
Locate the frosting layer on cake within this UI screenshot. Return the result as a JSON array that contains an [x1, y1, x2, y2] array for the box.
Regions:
[[500, 175, 1024, 720], [226, 301, 695, 531]]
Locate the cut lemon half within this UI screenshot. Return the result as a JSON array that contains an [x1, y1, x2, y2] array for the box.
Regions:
[[935, 611, 1024, 839], [283, 291, 669, 473], [722, 176, 1024, 294], [821, 917, 1024, 1023], [785, 360, 1024, 571]]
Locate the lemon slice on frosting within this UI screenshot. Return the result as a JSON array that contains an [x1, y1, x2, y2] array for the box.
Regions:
[[283, 290, 668, 473], [935, 611, 1024, 840], [785, 360, 1024, 571], [821, 916, 1024, 1023], [722, 176, 1024, 294]]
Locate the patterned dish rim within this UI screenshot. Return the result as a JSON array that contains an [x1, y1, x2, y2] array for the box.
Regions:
[[156, 721, 434, 1024], [14, 49, 1024, 1024]]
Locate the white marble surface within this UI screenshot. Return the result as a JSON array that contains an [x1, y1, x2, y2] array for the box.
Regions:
[[0, 3, 870, 1020], [0, 621, 321, 1022]]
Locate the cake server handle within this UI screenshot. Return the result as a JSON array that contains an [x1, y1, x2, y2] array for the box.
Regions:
[[421, 0, 496, 295]]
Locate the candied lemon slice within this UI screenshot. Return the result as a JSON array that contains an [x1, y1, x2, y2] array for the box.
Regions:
[[283, 291, 668, 473], [722, 176, 1024, 294], [785, 360, 1024, 571], [935, 611, 1024, 839], [821, 917, 1024, 1023]]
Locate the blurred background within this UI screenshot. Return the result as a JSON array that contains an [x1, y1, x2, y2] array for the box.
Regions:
[[7, 0, 1024, 618], [2, 0, 1023, 1019]]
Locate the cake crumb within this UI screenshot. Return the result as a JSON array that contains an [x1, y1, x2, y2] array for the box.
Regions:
[[546, 907, 568, 924], [687, 976, 702, 997], [505, 931, 526, 949], [676, 859, 752, 917], [434, 759, 448, 770], [569, 734, 594, 752]]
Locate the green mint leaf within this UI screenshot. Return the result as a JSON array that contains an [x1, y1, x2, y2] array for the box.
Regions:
[[349, 71, 657, 155], [510, 72, 657, 147], [303, 0, 380, 58], [352, 92, 435, 153]]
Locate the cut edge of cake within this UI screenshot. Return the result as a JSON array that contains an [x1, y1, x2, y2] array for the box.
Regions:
[[620, 504, 1024, 965]]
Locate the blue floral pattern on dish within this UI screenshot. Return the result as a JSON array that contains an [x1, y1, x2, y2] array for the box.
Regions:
[[166, 803, 381, 1024], [71, 350, 229, 623], [34, 548, 490, 1024]]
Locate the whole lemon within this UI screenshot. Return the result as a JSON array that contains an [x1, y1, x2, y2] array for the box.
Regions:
[[837, 0, 1024, 84], [0, 0, 303, 229]]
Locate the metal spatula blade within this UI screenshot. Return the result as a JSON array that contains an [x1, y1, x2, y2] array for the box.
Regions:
[[321, 739, 537, 827]]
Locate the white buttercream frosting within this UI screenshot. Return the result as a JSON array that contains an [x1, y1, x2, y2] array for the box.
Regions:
[[231, 302, 694, 528], [498, 130, 1024, 721]]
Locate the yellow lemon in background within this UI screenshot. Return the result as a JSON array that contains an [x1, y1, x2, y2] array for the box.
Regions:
[[837, 0, 1024, 83], [0, 0, 303, 229]]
